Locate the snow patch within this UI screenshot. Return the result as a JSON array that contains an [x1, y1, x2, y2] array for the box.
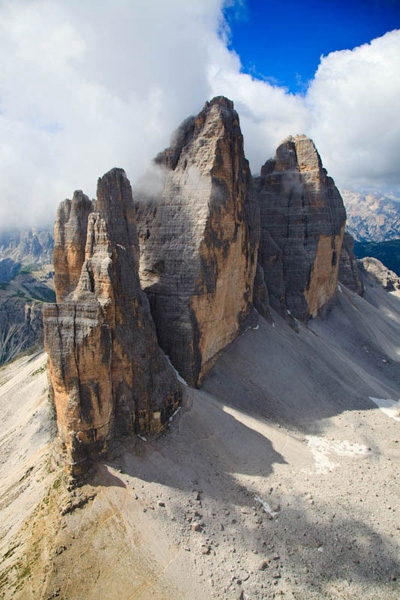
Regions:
[[369, 397, 400, 421], [253, 494, 278, 518], [165, 355, 188, 386], [306, 435, 368, 474], [169, 406, 181, 423]]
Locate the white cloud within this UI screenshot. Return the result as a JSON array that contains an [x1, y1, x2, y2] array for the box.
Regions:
[[0, 0, 222, 228], [306, 30, 400, 191], [0, 1, 399, 229]]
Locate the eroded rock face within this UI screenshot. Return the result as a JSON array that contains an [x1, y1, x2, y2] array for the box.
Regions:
[[53, 190, 93, 303], [339, 233, 364, 295], [135, 97, 259, 386], [44, 169, 181, 478], [255, 135, 346, 321]]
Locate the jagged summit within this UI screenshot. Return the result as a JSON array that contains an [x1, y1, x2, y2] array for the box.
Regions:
[[44, 99, 362, 479], [136, 96, 259, 386], [44, 168, 181, 478]]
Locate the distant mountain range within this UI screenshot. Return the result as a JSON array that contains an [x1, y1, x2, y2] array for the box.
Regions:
[[340, 189, 400, 243], [0, 228, 54, 365]]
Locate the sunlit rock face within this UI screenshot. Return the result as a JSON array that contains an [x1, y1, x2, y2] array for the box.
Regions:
[[254, 135, 346, 321], [44, 168, 181, 479], [135, 96, 259, 386]]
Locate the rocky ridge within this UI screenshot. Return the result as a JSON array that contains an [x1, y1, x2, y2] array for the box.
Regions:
[[43, 169, 181, 478]]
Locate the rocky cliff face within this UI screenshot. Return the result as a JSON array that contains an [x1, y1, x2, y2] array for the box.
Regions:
[[338, 233, 364, 295], [53, 191, 93, 303], [135, 97, 259, 386], [254, 135, 346, 321], [43, 169, 181, 478]]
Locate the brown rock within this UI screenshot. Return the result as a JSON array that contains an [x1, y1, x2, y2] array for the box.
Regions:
[[53, 191, 93, 302], [135, 96, 259, 386], [254, 135, 346, 321], [44, 168, 181, 478]]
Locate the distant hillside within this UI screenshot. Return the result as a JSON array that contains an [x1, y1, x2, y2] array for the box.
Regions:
[[340, 189, 400, 242], [0, 228, 54, 365], [354, 239, 400, 276]]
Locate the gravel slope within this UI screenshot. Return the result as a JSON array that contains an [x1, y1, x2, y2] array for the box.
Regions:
[[0, 280, 399, 600]]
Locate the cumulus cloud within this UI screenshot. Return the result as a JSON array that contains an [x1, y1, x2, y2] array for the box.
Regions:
[[306, 30, 400, 190], [0, 0, 399, 229], [0, 0, 222, 228], [208, 28, 400, 191]]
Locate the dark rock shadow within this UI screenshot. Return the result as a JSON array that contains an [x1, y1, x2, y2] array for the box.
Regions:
[[202, 287, 400, 436], [100, 387, 287, 507]]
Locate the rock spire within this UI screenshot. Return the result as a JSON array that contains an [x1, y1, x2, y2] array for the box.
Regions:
[[254, 135, 346, 321], [43, 169, 181, 478], [135, 96, 259, 386]]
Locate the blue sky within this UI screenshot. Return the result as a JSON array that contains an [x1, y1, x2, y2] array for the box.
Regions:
[[225, 0, 400, 92], [0, 0, 399, 227]]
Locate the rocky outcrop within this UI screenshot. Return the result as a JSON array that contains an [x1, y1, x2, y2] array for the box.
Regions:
[[135, 97, 259, 386], [360, 256, 400, 293], [44, 169, 181, 478], [254, 135, 346, 321], [339, 233, 364, 295]]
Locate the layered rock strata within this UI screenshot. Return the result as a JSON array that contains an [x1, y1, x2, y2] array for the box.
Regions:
[[339, 232, 364, 295], [135, 97, 259, 386], [254, 135, 346, 321], [43, 169, 181, 478]]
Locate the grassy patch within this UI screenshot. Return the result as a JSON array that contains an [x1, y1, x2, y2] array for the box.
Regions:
[[19, 264, 39, 274], [31, 363, 47, 377]]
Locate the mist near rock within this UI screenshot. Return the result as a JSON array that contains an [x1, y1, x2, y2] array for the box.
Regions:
[[0, 1, 399, 229]]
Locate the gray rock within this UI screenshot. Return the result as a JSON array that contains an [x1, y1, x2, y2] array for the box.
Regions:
[[254, 135, 346, 321], [44, 168, 181, 479], [135, 96, 259, 386], [339, 232, 364, 295]]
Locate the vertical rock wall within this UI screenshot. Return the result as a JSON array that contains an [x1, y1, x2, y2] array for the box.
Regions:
[[339, 232, 364, 295], [44, 169, 181, 478], [255, 135, 346, 321], [135, 97, 259, 386]]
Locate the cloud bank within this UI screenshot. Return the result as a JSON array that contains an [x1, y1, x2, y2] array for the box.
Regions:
[[0, 0, 399, 228]]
